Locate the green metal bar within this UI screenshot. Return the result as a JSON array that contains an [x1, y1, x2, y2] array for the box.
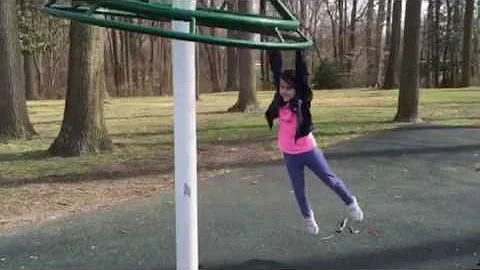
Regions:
[[45, 6, 312, 50], [127, 0, 293, 22], [274, 27, 285, 43], [269, 0, 297, 21], [49, 4, 297, 36], [50, 5, 160, 21], [190, 18, 196, 34], [82, 0, 299, 33]]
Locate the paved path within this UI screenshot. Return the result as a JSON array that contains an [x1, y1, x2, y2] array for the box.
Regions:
[[1, 124, 479, 269]]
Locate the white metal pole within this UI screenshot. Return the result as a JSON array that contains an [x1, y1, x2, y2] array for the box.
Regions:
[[172, 0, 198, 270]]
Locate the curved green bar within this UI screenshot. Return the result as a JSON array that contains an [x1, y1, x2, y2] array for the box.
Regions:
[[82, 0, 299, 33], [49, 5, 285, 35], [46, 6, 312, 50]]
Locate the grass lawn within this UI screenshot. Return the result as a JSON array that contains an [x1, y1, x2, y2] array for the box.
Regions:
[[0, 87, 479, 232]]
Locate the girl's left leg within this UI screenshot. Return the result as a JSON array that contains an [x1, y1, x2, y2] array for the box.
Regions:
[[304, 148, 354, 205]]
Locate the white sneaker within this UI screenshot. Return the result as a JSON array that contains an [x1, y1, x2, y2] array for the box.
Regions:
[[304, 215, 319, 235], [347, 196, 364, 221]]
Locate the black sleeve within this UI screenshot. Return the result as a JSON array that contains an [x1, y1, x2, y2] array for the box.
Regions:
[[295, 50, 312, 104], [268, 50, 283, 89], [265, 50, 284, 129]]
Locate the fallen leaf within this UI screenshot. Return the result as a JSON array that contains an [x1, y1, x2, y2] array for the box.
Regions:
[[474, 163, 480, 171], [367, 227, 381, 238]]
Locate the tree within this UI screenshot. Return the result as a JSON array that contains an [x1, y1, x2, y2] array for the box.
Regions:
[[461, 0, 475, 87], [433, 0, 441, 87], [0, 0, 36, 141], [225, 0, 239, 92], [346, 0, 358, 73], [365, 0, 376, 87], [228, 0, 258, 112], [383, 0, 402, 89], [49, 19, 112, 156], [375, 0, 387, 86], [394, 0, 422, 122], [18, 0, 40, 100]]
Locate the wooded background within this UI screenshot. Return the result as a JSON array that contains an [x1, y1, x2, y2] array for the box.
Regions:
[[1, 0, 478, 154], [14, 0, 480, 100]]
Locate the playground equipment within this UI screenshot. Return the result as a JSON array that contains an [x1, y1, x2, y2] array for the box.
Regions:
[[44, 1, 312, 269], [45, 0, 313, 50]]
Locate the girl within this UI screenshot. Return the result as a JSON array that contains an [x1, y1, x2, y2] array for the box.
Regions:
[[265, 50, 363, 235]]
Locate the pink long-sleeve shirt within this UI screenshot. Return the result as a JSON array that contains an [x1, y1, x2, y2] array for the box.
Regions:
[[277, 106, 316, 154]]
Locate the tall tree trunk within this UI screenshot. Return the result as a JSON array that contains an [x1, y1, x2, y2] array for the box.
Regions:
[[450, 2, 461, 87], [394, 0, 422, 122], [472, 15, 480, 81], [33, 53, 44, 98], [338, 0, 345, 68], [23, 50, 39, 100], [433, 0, 441, 87], [49, 20, 112, 156], [326, 2, 338, 60], [383, 0, 402, 89], [461, 0, 475, 87], [225, 32, 239, 91], [0, 0, 36, 141], [126, 30, 134, 95], [366, 0, 376, 87], [110, 29, 122, 96], [228, 0, 258, 112], [18, 0, 40, 100], [225, 0, 239, 91], [375, 0, 387, 86], [442, 0, 453, 87], [423, 0, 435, 88], [346, 0, 357, 73], [385, 0, 393, 52], [159, 36, 172, 95], [259, 0, 268, 88]]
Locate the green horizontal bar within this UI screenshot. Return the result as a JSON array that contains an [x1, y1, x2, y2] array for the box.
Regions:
[[49, 5, 294, 37], [269, 0, 297, 21], [46, 6, 312, 50], [49, 5, 303, 39], [82, 0, 300, 33]]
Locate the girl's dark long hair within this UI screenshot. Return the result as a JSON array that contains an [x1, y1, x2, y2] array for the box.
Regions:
[[281, 69, 296, 90], [265, 69, 297, 128], [265, 50, 314, 138]]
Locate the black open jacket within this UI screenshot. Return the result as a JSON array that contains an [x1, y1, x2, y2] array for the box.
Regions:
[[265, 50, 314, 140]]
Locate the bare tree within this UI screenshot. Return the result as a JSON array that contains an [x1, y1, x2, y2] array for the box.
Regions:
[[433, 0, 441, 87], [346, 0, 358, 73], [383, 0, 402, 89], [461, 0, 475, 87], [365, 0, 376, 87], [228, 0, 259, 112], [0, 0, 36, 141], [394, 0, 422, 122], [49, 19, 112, 156], [375, 0, 387, 86], [225, 0, 239, 92]]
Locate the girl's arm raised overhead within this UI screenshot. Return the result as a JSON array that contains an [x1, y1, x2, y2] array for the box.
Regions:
[[268, 50, 283, 89], [265, 50, 284, 129], [295, 50, 312, 102]]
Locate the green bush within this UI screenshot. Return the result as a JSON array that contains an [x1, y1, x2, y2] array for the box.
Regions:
[[313, 60, 344, 89]]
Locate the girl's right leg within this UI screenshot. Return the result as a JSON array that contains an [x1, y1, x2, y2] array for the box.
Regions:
[[284, 153, 311, 218], [284, 152, 319, 235]]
